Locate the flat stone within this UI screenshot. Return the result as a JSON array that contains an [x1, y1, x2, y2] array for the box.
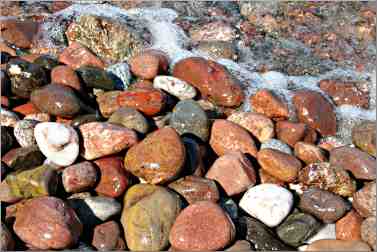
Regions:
[[361, 217, 376, 249], [294, 142, 327, 165], [59, 42, 105, 69], [153, 75, 196, 100], [108, 107, 149, 134], [92, 221, 125, 251], [352, 121, 376, 156], [83, 196, 121, 222], [250, 89, 289, 120], [260, 138, 293, 154], [305, 239, 371, 251], [62, 161, 98, 193], [353, 182, 376, 218], [51, 65, 82, 92], [2, 146, 44, 171], [13, 119, 38, 147], [336, 210, 363, 241]]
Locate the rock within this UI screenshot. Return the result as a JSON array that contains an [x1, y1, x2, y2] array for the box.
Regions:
[[292, 90, 337, 136], [294, 142, 327, 164], [34, 122, 79, 166], [277, 212, 320, 247], [227, 111, 274, 143], [260, 138, 293, 155], [239, 184, 293, 227], [121, 184, 181, 251], [129, 50, 168, 79], [14, 196, 82, 250], [124, 127, 185, 184], [250, 89, 289, 120], [33, 55, 59, 71], [173, 57, 243, 107], [319, 79, 369, 108], [353, 182, 376, 218], [226, 240, 252, 251], [1, 126, 14, 154], [330, 146, 376, 180], [1, 222, 15, 250], [169, 201, 235, 251], [92, 221, 125, 251], [2, 146, 44, 171], [12, 103, 40, 116], [153, 75, 197, 100], [206, 151, 256, 196], [13, 119, 38, 147], [1, 108, 19, 127], [1, 70, 11, 96], [182, 137, 206, 176], [298, 162, 356, 197], [51, 65, 82, 92], [259, 169, 286, 187], [189, 21, 237, 42], [305, 239, 371, 251], [219, 197, 239, 221], [24, 113, 50, 122], [170, 99, 209, 141], [62, 161, 98, 193], [306, 224, 336, 244], [82, 196, 121, 222], [76, 66, 115, 90], [108, 107, 149, 134], [352, 121, 376, 156], [209, 119, 258, 157], [257, 148, 302, 182], [361, 217, 376, 249], [59, 42, 105, 69], [336, 210, 363, 241], [106, 63, 132, 90], [299, 188, 349, 223], [71, 114, 99, 128], [196, 41, 237, 60], [31, 84, 81, 117], [0, 20, 38, 48], [168, 175, 219, 204], [94, 156, 130, 198], [0, 180, 22, 203], [276, 121, 309, 147], [80, 122, 138, 160]]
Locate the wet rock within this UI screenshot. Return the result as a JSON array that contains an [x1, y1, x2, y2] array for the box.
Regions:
[[121, 184, 181, 251], [2, 146, 44, 171], [106, 62, 131, 90], [59, 42, 105, 69], [227, 111, 274, 143], [336, 210, 363, 241], [62, 161, 98, 193], [80, 122, 138, 160], [353, 182, 376, 218], [189, 21, 237, 42], [108, 107, 149, 134], [196, 41, 237, 60], [209, 119, 258, 157], [169, 201, 235, 251], [361, 217, 376, 249], [35, 122, 79, 166], [294, 142, 327, 165], [330, 146, 376, 180], [206, 151, 256, 196], [82, 196, 121, 222], [14, 196, 82, 250], [129, 50, 168, 79], [92, 221, 125, 251], [51, 65, 82, 92], [182, 137, 206, 176], [170, 99, 209, 141], [1, 222, 15, 251], [173, 57, 244, 107], [259, 169, 286, 187], [1, 126, 14, 154], [168, 175, 219, 204], [12, 103, 40, 116], [276, 121, 309, 147], [94, 156, 130, 198], [305, 239, 371, 251], [153, 75, 197, 100], [13, 119, 38, 147], [292, 90, 337, 136], [226, 240, 252, 251], [299, 188, 349, 223], [219, 197, 239, 221], [76, 66, 115, 90], [250, 89, 289, 120], [0, 20, 38, 48], [71, 114, 99, 128], [352, 121, 376, 157], [1, 108, 19, 127], [239, 184, 293, 227]]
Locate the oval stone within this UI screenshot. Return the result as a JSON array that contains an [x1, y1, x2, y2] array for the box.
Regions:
[[62, 161, 98, 193], [108, 107, 149, 134], [336, 210, 363, 241], [153, 76, 196, 100], [352, 121, 376, 157], [92, 221, 125, 251], [294, 142, 327, 165]]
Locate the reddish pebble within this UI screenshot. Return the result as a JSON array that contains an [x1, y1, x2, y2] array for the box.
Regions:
[[92, 221, 126, 251], [59, 42, 105, 70], [276, 121, 308, 147], [336, 210, 363, 241], [0, 20, 38, 48], [13, 103, 40, 115], [51, 65, 83, 92], [353, 182, 376, 218], [294, 142, 327, 165], [250, 89, 289, 120], [129, 50, 169, 79], [62, 161, 98, 193]]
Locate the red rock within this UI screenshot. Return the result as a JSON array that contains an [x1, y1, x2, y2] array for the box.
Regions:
[[276, 121, 308, 147], [62, 161, 98, 193], [209, 119, 258, 157], [0, 180, 22, 203], [59, 42, 105, 70], [250, 89, 289, 120], [173, 57, 244, 107], [336, 210, 363, 241], [0, 20, 39, 48], [79, 122, 138, 160], [14, 196, 83, 250], [319, 79, 369, 108], [129, 49, 169, 79], [169, 201, 235, 251], [12, 103, 40, 115], [353, 182, 376, 218], [94, 156, 130, 198], [206, 151, 256, 196], [51, 65, 83, 91], [51, 1, 72, 12], [292, 90, 337, 136], [92, 221, 126, 251], [294, 142, 327, 165]]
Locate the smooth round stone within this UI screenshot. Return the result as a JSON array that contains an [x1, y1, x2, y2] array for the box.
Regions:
[[299, 188, 349, 223], [239, 184, 293, 227], [51, 65, 82, 92], [305, 239, 371, 251], [92, 221, 126, 251], [108, 107, 149, 134], [352, 121, 376, 157], [169, 201, 235, 251], [153, 76, 196, 100], [353, 182, 376, 218], [336, 210, 363, 241], [1, 126, 14, 154], [62, 161, 98, 193], [170, 99, 209, 141], [277, 212, 320, 247], [76, 66, 115, 90], [121, 184, 181, 251], [168, 175, 219, 204], [106, 62, 132, 90], [260, 138, 292, 155], [1, 108, 19, 127], [14, 196, 82, 250], [250, 89, 289, 120], [13, 119, 38, 147], [361, 217, 376, 249], [1, 222, 15, 250], [83, 196, 121, 222], [1, 146, 44, 171], [124, 127, 185, 184], [294, 142, 327, 165], [35, 122, 79, 166]]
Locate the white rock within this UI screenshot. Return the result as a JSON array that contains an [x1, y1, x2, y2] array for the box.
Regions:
[[35, 122, 79, 166], [305, 224, 336, 244], [83, 196, 121, 221], [261, 71, 288, 90], [14, 119, 38, 147], [153, 75, 196, 100], [1, 108, 19, 127], [239, 183, 293, 227], [260, 138, 292, 155], [106, 62, 131, 90]]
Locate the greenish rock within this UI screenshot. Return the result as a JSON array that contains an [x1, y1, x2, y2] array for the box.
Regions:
[[170, 99, 209, 141], [76, 66, 115, 90], [1, 146, 45, 171], [121, 184, 181, 251], [277, 212, 320, 247], [71, 114, 100, 128], [220, 198, 239, 221], [108, 107, 149, 134], [1, 126, 14, 154], [33, 55, 59, 71], [5, 165, 58, 198]]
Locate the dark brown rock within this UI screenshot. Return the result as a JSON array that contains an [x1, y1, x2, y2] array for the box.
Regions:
[[92, 221, 126, 251]]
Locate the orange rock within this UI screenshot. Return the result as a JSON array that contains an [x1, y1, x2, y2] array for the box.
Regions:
[[51, 66, 83, 91], [129, 50, 169, 79], [59, 42, 105, 70], [0, 20, 39, 48], [336, 210, 363, 241], [13, 103, 40, 115], [250, 89, 289, 120], [276, 121, 307, 147]]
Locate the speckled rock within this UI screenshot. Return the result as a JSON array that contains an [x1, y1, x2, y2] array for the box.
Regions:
[[153, 75, 196, 100], [1, 108, 19, 127], [2, 146, 44, 171], [76, 66, 115, 90], [51, 66, 81, 92], [108, 107, 149, 134], [361, 217, 376, 249], [353, 182, 376, 218], [239, 184, 293, 227], [82, 196, 121, 222], [260, 138, 293, 155], [189, 21, 237, 42], [13, 119, 38, 147], [92, 221, 126, 251], [196, 41, 237, 60], [62, 161, 98, 193], [305, 239, 371, 251], [1, 222, 15, 250], [294, 142, 327, 164], [250, 89, 289, 120], [352, 121, 376, 157], [336, 210, 363, 241], [106, 62, 132, 90], [124, 127, 185, 184], [129, 50, 168, 79]]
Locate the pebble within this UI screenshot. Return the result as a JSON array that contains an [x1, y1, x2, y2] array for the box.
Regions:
[[361, 216, 376, 249], [250, 89, 289, 120], [276, 121, 309, 147], [124, 127, 185, 184], [13, 196, 83, 250], [209, 119, 258, 157], [82, 196, 121, 222], [13, 119, 38, 147], [106, 62, 132, 90], [305, 224, 336, 244], [92, 221, 126, 251], [121, 184, 181, 251], [79, 122, 138, 160], [352, 121, 376, 156], [206, 151, 256, 196], [1, 126, 14, 154], [189, 21, 237, 42], [257, 148, 302, 182], [24, 113, 50, 122], [196, 41, 237, 60], [108, 107, 149, 134], [1, 108, 19, 127], [239, 184, 293, 227], [169, 201, 235, 251], [0, 19, 38, 48], [76, 66, 115, 90], [0, 180, 22, 203], [352, 182, 376, 218], [12, 103, 40, 116], [292, 90, 337, 136], [173, 57, 244, 107], [260, 138, 293, 155], [153, 75, 196, 100], [226, 240, 252, 251], [51, 65, 82, 92], [294, 142, 327, 164], [1, 222, 15, 250], [62, 161, 98, 193], [35, 122, 79, 166], [129, 50, 169, 79], [336, 210, 363, 241], [168, 175, 220, 204], [304, 239, 371, 251], [2, 146, 44, 171], [259, 169, 286, 186]]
